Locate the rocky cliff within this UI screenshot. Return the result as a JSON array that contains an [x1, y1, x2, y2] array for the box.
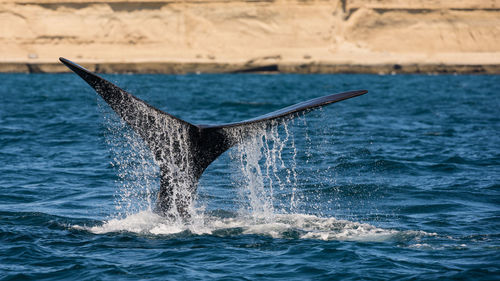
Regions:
[[1, 0, 499, 73]]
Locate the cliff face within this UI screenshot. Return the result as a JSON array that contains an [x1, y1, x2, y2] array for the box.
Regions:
[[1, 0, 499, 72]]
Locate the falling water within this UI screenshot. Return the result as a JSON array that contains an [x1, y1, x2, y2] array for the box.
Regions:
[[90, 109, 406, 242], [102, 108, 204, 221], [228, 117, 302, 220], [101, 96, 310, 222], [100, 104, 158, 218]]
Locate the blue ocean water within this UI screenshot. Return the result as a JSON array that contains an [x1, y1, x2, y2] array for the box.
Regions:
[[0, 73, 499, 280]]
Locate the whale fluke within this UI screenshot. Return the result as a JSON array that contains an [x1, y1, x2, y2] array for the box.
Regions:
[[59, 57, 367, 219]]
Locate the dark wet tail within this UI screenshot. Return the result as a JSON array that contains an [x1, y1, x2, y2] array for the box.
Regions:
[[60, 57, 367, 218]]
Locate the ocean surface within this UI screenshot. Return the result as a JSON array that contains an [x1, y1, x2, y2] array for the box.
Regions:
[[0, 73, 499, 280]]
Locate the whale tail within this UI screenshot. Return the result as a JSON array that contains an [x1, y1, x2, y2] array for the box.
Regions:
[[59, 57, 367, 219]]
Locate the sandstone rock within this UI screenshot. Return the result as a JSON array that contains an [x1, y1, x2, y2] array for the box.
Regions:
[[0, 0, 499, 73]]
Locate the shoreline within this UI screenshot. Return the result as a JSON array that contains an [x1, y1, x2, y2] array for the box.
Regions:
[[1, 61, 499, 74]]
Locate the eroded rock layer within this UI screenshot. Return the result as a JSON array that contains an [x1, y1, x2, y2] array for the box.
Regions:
[[1, 0, 499, 73]]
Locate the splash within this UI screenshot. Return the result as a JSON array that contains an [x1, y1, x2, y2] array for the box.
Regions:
[[75, 211, 434, 243], [101, 106, 158, 218], [226, 117, 301, 220], [102, 106, 308, 222], [153, 114, 197, 220], [99, 101, 391, 242], [101, 100, 198, 220], [88, 108, 418, 242]]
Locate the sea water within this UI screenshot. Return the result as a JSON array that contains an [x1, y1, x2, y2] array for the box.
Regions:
[[0, 73, 499, 279]]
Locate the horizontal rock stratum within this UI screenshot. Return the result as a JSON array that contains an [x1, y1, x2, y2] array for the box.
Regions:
[[1, 0, 499, 73]]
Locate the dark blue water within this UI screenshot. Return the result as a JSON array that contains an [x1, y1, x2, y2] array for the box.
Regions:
[[1, 73, 499, 280]]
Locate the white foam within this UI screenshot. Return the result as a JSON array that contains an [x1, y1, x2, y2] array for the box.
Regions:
[[74, 212, 433, 242]]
